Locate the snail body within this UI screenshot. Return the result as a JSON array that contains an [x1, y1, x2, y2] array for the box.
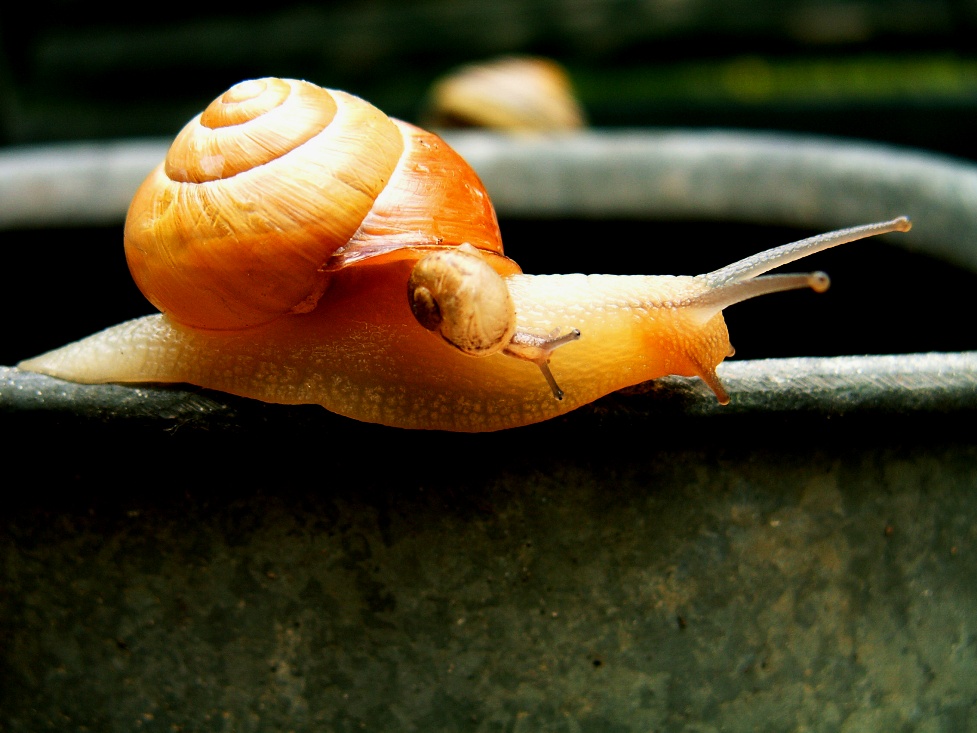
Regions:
[[18, 78, 911, 432], [20, 268, 730, 431]]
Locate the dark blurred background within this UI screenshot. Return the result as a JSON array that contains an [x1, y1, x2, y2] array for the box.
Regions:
[[2, 1, 976, 152], [3, 0, 977, 365]]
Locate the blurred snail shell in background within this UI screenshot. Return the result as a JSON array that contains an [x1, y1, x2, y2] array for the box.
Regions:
[[423, 56, 587, 131]]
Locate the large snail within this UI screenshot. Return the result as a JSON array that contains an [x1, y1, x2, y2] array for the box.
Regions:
[[18, 77, 911, 432]]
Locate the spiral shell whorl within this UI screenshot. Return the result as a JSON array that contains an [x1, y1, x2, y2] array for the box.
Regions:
[[165, 78, 338, 183]]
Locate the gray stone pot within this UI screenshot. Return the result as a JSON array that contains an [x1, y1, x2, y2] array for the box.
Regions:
[[1, 132, 975, 730]]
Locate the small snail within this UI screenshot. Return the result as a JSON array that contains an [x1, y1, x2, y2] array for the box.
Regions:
[[422, 55, 586, 131], [17, 77, 911, 432]]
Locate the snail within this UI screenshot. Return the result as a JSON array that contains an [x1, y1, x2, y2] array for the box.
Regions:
[[422, 55, 586, 131], [17, 77, 911, 432]]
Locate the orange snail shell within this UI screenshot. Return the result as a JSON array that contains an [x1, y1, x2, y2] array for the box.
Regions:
[[124, 77, 521, 331]]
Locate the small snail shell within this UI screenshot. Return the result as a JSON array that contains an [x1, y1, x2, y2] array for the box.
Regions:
[[18, 77, 911, 432], [423, 56, 586, 131], [407, 244, 517, 357]]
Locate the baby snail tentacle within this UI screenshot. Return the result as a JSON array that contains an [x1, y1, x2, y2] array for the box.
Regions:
[[502, 328, 582, 401], [408, 244, 581, 399]]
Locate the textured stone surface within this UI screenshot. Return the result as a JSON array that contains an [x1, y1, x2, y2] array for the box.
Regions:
[[1, 414, 975, 731]]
